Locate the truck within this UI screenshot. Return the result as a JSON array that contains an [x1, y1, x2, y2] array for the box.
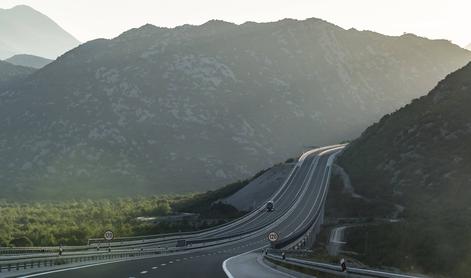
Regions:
[[266, 201, 274, 212], [176, 240, 187, 247]]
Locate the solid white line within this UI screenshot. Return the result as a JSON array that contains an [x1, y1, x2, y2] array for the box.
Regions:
[[222, 247, 266, 278], [256, 253, 297, 278], [20, 259, 129, 277], [223, 146, 343, 277]]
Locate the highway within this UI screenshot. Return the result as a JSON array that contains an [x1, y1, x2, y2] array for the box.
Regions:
[[5, 145, 344, 278]]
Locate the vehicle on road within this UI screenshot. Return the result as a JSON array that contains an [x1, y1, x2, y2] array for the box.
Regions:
[[266, 201, 274, 212], [176, 240, 187, 247], [340, 258, 347, 272]]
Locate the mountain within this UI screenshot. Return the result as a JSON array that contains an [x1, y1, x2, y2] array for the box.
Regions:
[[0, 60, 35, 87], [338, 62, 471, 277], [5, 54, 53, 69], [0, 19, 470, 200], [466, 43, 471, 51], [0, 5, 80, 59]]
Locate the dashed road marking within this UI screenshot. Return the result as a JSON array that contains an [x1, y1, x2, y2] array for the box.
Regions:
[[161, 263, 166, 266], [152, 267, 158, 269], [140, 271, 148, 274]]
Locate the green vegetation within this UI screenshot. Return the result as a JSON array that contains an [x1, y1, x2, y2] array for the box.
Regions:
[[0, 167, 274, 248], [325, 173, 394, 219], [344, 211, 471, 277], [338, 62, 471, 278], [0, 194, 248, 248], [0, 197, 174, 247]]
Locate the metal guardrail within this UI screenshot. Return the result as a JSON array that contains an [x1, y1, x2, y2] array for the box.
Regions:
[[273, 147, 342, 250], [86, 165, 305, 246], [87, 148, 323, 247], [263, 148, 427, 278], [0, 154, 304, 258], [0, 230, 252, 275], [0, 146, 342, 276], [2, 146, 331, 259], [265, 254, 426, 278], [0, 249, 167, 274], [0, 246, 91, 256]]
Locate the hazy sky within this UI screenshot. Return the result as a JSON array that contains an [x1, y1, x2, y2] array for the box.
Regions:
[[2, 0, 470, 47]]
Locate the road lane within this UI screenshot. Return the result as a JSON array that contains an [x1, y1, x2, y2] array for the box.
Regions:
[[13, 146, 343, 278]]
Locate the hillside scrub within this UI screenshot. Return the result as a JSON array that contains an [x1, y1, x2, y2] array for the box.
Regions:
[[338, 62, 471, 278]]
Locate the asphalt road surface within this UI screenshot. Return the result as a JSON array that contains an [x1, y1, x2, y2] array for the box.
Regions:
[[20, 146, 343, 278]]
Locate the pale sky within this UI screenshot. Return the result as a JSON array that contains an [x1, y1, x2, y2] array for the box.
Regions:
[[1, 0, 470, 47]]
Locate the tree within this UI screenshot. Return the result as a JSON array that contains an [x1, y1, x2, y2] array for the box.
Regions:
[[10, 236, 33, 247]]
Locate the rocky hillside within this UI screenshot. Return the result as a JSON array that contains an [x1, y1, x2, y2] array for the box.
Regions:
[[0, 5, 79, 59], [1, 18, 470, 200], [6, 54, 53, 69], [0, 60, 34, 88], [338, 62, 471, 277]]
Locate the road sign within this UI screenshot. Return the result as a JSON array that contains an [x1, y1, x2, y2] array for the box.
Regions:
[[104, 230, 114, 241], [268, 231, 279, 242]]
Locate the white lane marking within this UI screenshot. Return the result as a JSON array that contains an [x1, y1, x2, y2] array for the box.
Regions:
[[152, 266, 158, 269], [256, 254, 297, 278], [21, 260, 134, 277], [161, 263, 166, 266], [23, 147, 338, 278], [140, 270, 148, 274], [223, 147, 342, 277], [198, 146, 318, 238], [169, 261, 173, 263], [285, 147, 343, 240], [223, 247, 266, 278]]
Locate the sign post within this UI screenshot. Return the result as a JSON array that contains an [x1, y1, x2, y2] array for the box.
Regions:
[[104, 230, 114, 252]]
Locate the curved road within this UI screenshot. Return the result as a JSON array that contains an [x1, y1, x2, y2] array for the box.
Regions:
[[19, 145, 343, 278]]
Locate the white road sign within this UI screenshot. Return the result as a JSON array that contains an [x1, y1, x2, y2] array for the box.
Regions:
[[104, 230, 114, 241], [268, 231, 279, 242]]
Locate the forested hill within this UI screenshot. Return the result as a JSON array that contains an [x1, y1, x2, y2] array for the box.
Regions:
[[0, 60, 34, 87], [1, 18, 470, 200], [338, 62, 471, 277]]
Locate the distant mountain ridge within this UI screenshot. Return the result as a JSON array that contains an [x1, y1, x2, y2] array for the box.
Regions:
[[6, 54, 52, 69], [0, 5, 80, 59], [0, 18, 470, 200], [338, 62, 471, 277]]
